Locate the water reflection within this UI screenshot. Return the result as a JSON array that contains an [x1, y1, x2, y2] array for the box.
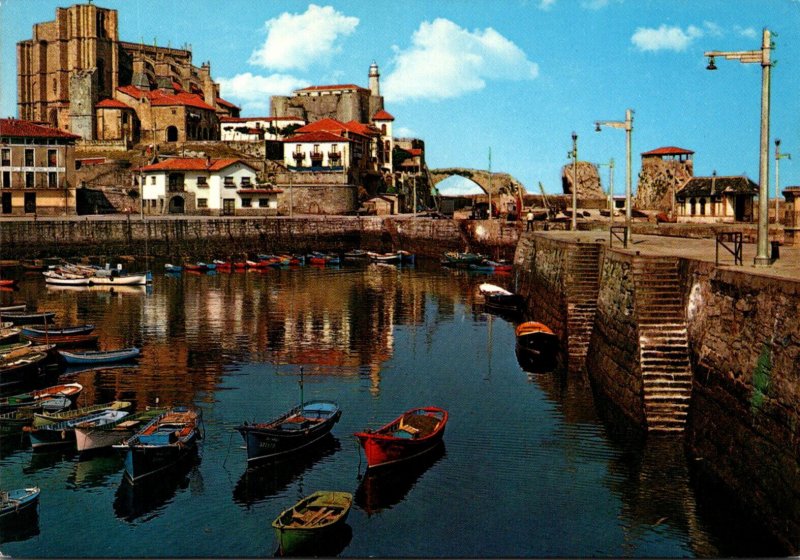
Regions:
[[113, 451, 201, 523], [68, 453, 123, 489], [355, 441, 446, 515], [0, 506, 40, 545], [233, 435, 340, 509], [25, 448, 76, 474], [272, 522, 352, 558]]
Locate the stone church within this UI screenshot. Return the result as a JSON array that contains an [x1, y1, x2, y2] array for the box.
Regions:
[[17, 2, 238, 145]]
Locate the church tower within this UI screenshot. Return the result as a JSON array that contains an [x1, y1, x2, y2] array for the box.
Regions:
[[368, 62, 380, 97]]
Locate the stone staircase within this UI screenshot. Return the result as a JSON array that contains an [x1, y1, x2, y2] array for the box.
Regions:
[[566, 244, 602, 367], [633, 257, 692, 432]]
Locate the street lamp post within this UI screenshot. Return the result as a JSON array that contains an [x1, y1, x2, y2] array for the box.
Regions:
[[595, 109, 633, 245], [705, 28, 774, 266], [597, 158, 615, 225], [775, 139, 791, 224], [568, 132, 578, 231]]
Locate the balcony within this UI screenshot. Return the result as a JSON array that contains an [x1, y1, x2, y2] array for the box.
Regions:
[[293, 152, 305, 164], [328, 151, 341, 162], [167, 184, 185, 193], [309, 152, 323, 165]]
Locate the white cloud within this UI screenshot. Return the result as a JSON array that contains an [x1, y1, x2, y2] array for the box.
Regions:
[[735, 25, 757, 38], [394, 126, 417, 138], [703, 21, 723, 37], [631, 24, 703, 52], [248, 4, 358, 71], [217, 72, 310, 113], [383, 18, 539, 103]]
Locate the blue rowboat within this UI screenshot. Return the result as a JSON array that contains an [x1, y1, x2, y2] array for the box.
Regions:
[[164, 264, 183, 272], [24, 407, 130, 450], [113, 406, 202, 483], [0, 487, 40, 519], [57, 347, 140, 365], [21, 324, 95, 337]]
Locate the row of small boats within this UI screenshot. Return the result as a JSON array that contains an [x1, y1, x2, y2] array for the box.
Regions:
[[42, 263, 151, 286], [442, 251, 512, 272], [165, 250, 417, 273]]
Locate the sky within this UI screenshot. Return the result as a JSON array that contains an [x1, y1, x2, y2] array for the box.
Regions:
[[1, 0, 798, 196]]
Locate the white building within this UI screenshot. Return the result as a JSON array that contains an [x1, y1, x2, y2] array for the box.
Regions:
[[220, 116, 306, 141], [282, 131, 353, 170], [138, 157, 279, 215]]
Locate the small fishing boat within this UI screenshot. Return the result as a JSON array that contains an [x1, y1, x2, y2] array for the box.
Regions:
[[238, 401, 342, 464], [0, 349, 49, 385], [0, 382, 82, 413], [515, 322, 559, 360], [0, 304, 26, 313], [113, 406, 202, 482], [343, 249, 369, 261], [272, 491, 353, 555], [33, 400, 132, 428], [0, 340, 31, 355], [164, 263, 183, 272], [58, 347, 140, 365], [0, 326, 21, 345], [0, 279, 18, 288], [397, 250, 416, 264], [183, 263, 208, 273], [441, 251, 487, 268], [354, 406, 448, 470], [0, 311, 55, 324], [479, 283, 524, 313], [21, 324, 95, 337], [0, 487, 40, 519], [367, 251, 401, 264], [469, 259, 513, 273], [22, 332, 98, 347], [24, 407, 130, 450], [0, 397, 72, 434], [75, 407, 166, 453], [90, 273, 148, 286], [42, 272, 91, 286]]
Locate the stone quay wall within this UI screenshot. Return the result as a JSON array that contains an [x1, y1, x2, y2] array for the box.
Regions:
[[0, 216, 523, 261], [514, 232, 800, 553]]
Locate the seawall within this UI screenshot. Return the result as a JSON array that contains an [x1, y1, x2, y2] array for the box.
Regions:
[[514, 232, 800, 553]]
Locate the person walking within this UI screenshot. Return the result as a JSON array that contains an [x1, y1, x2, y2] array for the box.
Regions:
[[526, 209, 534, 231]]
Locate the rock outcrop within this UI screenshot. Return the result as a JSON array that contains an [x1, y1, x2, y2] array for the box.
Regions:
[[561, 161, 604, 199]]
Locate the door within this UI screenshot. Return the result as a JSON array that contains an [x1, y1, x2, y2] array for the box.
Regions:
[[222, 199, 235, 216], [24, 192, 36, 213], [1, 192, 11, 214], [735, 196, 746, 221], [168, 196, 185, 214]]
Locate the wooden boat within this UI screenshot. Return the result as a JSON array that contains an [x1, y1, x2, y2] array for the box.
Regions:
[[0, 382, 82, 413], [343, 249, 369, 261], [164, 263, 183, 272], [32, 400, 132, 428], [367, 251, 401, 264], [272, 491, 352, 555], [22, 332, 99, 347], [42, 272, 91, 286], [113, 406, 202, 482], [515, 322, 559, 359], [90, 273, 148, 286], [441, 251, 486, 268], [397, 250, 416, 264], [0, 311, 55, 324], [0, 326, 21, 345], [75, 408, 166, 453], [0, 349, 48, 384], [0, 304, 26, 313], [0, 279, 18, 288], [21, 324, 95, 337], [183, 263, 208, 272], [354, 406, 448, 469], [0, 397, 72, 434], [24, 408, 130, 450], [237, 401, 342, 464], [0, 340, 31, 355], [58, 347, 140, 365], [479, 283, 523, 313], [0, 487, 40, 520]]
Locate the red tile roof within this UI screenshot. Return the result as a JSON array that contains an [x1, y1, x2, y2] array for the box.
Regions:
[[96, 98, 131, 109], [216, 97, 240, 110], [295, 118, 371, 138], [220, 116, 304, 123], [238, 188, 284, 194], [372, 109, 395, 121], [345, 120, 380, 137], [0, 118, 80, 139], [295, 84, 369, 93], [137, 157, 254, 172], [283, 131, 351, 143], [642, 146, 694, 156], [117, 85, 216, 111]]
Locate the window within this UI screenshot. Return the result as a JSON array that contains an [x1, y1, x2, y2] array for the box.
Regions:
[[2, 171, 10, 188], [240, 176, 252, 187], [24, 192, 36, 213], [25, 172, 34, 188], [197, 176, 208, 188], [48, 172, 57, 188], [241, 198, 252, 208], [150, 176, 156, 185], [24, 149, 34, 167], [197, 198, 208, 208], [258, 198, 269, 208], [48, 149, 57, 167], [1, 148, 10, 166], [699, 197, 706, 216], [690, 198, 696, 215], [224, 176, 235, 188]]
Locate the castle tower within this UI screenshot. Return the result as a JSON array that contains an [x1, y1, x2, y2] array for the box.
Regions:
[[635, 147, 694, 214], [368, 62, 380, 97]]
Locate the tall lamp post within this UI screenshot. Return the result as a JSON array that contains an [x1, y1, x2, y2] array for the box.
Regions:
[[775, 139, 791, 223], [705, 28, 773, 266], [567, 132, 578, 231], [595, 109, 633, 245]]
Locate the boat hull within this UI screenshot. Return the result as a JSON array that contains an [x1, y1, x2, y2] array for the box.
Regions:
[[58, 347, 140, 365], [272, 491, 352, 555], [120, 432, 199, 482], [355, 407, 448, 470], [0, 487, 40, 520], [75, 409, 165, 452], [237, 401, 341, 464]]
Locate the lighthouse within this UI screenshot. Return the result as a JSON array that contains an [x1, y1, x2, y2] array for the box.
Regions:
[[369, 61, 380, 97]]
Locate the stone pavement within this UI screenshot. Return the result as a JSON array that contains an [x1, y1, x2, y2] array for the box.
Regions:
[[538, 230, 800, 283]]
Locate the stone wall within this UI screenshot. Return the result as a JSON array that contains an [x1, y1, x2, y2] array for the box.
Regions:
[[682, 261, 800, 552], [586, 249, 643, 424], [561, 160, 604, 199]]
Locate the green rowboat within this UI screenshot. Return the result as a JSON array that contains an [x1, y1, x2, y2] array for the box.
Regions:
[[272, 490, 352, 555]]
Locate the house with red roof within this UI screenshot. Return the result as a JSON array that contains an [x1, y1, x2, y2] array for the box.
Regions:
[[0, 118, 80, 216], [635, 146, 696, 214], [137, 157, 273, 215]]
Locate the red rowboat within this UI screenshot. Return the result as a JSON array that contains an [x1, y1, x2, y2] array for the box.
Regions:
[[0, 279, 17, 287], [354, 406, 448, 470]]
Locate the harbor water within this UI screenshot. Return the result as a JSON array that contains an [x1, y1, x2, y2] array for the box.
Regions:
[[0, 261, 784, 557]]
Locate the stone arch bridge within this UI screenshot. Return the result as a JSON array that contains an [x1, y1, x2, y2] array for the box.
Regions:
[[430, 168, 527, 197]]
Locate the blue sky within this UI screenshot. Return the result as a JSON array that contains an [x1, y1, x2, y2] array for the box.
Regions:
[[1, 0, 798, 195]]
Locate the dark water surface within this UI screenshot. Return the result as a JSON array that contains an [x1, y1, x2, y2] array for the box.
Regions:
[[0, 262, 781, 557]]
